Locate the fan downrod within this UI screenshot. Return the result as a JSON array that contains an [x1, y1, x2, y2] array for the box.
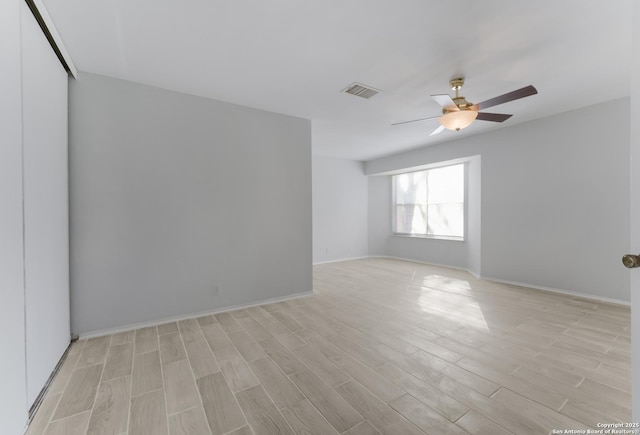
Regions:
[[446, 78, 473, 113]]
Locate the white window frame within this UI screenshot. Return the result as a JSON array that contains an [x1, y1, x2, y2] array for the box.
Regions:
[[391, 163, 465, 241]]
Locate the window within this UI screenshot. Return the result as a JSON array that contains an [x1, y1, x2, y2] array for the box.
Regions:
[[392, 163, 464, 239]]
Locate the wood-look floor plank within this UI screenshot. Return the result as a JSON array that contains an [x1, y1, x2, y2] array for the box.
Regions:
[[330, 354, 404, 403], [87, 376, 131, 435], [201, 323, 239, 361], [159, 332, 187, 365], [235, 316, 273, 342], [226, 426, 254, 435], [342, 421, 382, 435], [326, 334, 386, 369], [45, 411, 91, 435], [334, 381, 423, 435], [157, 321, 179, 336], [577, 378, 632, 409], [360, 327, 421, 355], [214, 312, 244, 334], [196, 315, 217, 327], [227, 330, 267, 362], [411, 351, 500, 397], [235, 385, 294, 435], [375, 363, 468, 422], [26, 393, 61, 435], [585, 363, 632, 393], [77, 336, 110, 368], [178, 319, 204, 343], [258, 337, 307, 375], [281, 399, 339, 435], [273, 330, 307, 350], [249, 357, 305, 409], [270, 310, 304, 332], [134, 326, 158, 355], [102, 342, 134, 381], [455, 410, 513, 435], [110, 331, 135, 345], [560, 399, 626, 428], [53, 364, 103, 420], [168, 407, 212, 435], [197, 372, 246, 434], [219, 356, 260, 393], [491, 388, 588, 433], [48, 352, 81, 395], [388, 393, 469, 435], [427, 374, 548, 434], [455, 356, 566, 410], [294, 345, 350, 387], [129, 390, 168, 435], [299, 333, 346, 361], [289, 370, 363, 433], [510, 366, 631, 422], [163, 360, 201, 415], [184, 338, 220, 379], [131, 351, 162, 397]]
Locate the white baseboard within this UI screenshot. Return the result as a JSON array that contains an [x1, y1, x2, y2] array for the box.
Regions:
[[313, 255, 369, 266], [78, 290, 315, 339], [481, 275, 630, 307]]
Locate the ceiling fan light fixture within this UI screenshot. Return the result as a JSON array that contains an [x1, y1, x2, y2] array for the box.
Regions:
[[439, 110, 478, 131]]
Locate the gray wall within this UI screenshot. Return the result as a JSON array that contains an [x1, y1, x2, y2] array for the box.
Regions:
[[69, 73, 312, 335], [367, 98, 630, 302], [312, 156, 368, 263]]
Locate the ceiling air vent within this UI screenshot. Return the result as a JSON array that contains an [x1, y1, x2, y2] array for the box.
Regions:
[[342, 82, 381, 99]]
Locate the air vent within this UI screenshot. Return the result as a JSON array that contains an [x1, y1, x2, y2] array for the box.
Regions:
[[342, 82, 381, 99]]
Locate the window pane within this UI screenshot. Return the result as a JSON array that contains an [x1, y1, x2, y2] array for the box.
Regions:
[[427, 204, 463, 237], [427, 164, 464, 204], [394, 171, 427, 204], [395, 205, 427, 234]]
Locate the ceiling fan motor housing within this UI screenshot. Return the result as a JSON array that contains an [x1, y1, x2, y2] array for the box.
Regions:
[[450, 78, 465, 90]]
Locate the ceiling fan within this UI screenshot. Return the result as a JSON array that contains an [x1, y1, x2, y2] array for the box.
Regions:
[[393, 78, 538, 136]]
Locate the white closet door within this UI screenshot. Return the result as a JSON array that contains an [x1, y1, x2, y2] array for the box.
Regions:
[[21, 0, 70, 406]]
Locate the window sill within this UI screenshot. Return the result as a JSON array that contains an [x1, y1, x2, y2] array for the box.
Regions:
[[392, 234, 465, 242]]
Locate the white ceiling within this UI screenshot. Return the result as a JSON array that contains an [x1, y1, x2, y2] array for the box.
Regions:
[[42, 0, 632, 161]]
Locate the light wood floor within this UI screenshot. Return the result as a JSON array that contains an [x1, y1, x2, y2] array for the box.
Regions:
[[26, 258, 632, 435]]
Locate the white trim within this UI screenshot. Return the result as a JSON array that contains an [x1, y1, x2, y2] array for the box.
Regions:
[[30, 0, 77, 77], [372, 156, 474, 176], [390, 162, 466, 240], [78, 290, 315, 339], [391, 234, 465, 242], [481, 275, 630, 307], [313, 255, 369, 266]]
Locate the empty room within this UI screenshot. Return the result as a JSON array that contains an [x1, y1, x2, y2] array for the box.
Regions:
[[2, 1, 639, 434]]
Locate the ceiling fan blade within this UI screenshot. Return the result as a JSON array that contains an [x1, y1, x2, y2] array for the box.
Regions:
[[476, 85, 538, 110], [476, 112, 513, 122], [429, 125, 446, 136], [391, 115, 439, 126], [432, 94, 458, 110]]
